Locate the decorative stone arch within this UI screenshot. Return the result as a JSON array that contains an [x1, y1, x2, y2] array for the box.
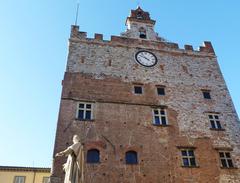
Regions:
[[120, 145, 142, 164], [85, 140, 107, 164], [125, 150, 138, 164]]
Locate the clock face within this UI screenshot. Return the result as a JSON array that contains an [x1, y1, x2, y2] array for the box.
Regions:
[[135, 50, 157, 67]]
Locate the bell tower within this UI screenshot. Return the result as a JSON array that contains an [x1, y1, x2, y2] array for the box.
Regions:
[[121, 6, 161, 40]]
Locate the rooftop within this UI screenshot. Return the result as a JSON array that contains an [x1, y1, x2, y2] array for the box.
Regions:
[[0, 166, 51, 172]]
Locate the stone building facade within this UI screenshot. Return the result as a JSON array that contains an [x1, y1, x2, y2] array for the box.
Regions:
[[50, 7, 240, 183], [0, 166, 50, 183]]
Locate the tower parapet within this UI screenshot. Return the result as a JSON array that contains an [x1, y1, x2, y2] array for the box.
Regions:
[[70, 25, 215, 56]]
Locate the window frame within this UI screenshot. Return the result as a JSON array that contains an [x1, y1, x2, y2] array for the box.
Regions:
[[152, 108, 168, 126], [180, 149, 197, 167], [156, 86, 166, 96], [133, 85, 143, 95], [219, 151, 234, 168], [14, 176, 26, 183], [207, 113, 223, 130], [202, 90, 211, 99], [139, 27, 147, 39], [76, 102, 94, 121], [125, 151, 138, 165], [87, 149, 100, 164]]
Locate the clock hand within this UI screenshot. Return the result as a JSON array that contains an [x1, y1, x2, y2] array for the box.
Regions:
[[139, 55, 150, 61]]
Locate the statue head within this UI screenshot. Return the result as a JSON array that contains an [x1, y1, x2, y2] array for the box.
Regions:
[[73, 135, 81, 144]]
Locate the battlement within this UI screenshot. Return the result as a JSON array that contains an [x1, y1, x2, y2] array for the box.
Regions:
[[70, 25, 215, 56]]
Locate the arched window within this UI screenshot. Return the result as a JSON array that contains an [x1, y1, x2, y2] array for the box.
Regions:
[[137, 12, 143, 19], [87, 149, 100, 163], [125, 151, 138, 164], [139, 27, 147, 39]]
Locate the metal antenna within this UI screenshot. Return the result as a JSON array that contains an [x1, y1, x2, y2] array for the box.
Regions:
[[75, 2, 80, 25]]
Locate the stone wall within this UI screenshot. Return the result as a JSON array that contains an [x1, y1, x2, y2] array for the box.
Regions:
[[50, 26, 240, 183]]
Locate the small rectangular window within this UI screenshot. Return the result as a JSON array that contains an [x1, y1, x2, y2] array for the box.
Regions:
[[14, 176, 25, 183], [153, 108, 168, 125], [76, 102, 93, 120], [219, 151, 234, 168], [42, 177, 50, 183], [208, 113, 222, 130], [157, 87, 165, 96], [134, 86, 143, 94], [202, 90, 211, 99], [181, 149, 196, 167]]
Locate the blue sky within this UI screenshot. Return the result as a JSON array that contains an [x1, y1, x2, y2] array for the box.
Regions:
[[0, 1, 239, 167]]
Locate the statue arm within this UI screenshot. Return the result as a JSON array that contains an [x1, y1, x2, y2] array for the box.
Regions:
[[55, 147, 73, 157]]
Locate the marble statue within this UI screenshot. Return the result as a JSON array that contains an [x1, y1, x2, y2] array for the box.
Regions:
[[56, 135, 84, 183]]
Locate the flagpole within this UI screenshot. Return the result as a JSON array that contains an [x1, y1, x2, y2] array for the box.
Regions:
[[75, 2, 80, 25]]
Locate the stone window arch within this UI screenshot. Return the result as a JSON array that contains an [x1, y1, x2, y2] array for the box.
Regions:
[[139, 27, 147, 39], [125, 151, 138, 164], [87, 149, 100, 163], [137, 12, 143, 19]]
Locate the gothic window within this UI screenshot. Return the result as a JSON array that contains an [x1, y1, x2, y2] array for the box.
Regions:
[[139, 27, 147, 39], [87, 149, 100, 163], [208, 113, 222, 130], [157, 86, 166, 96], [153, 108, 168, 125], [181, 149, 196, 167], [126, 151, 138, 164], [202, 90, 211, 99], [14, 176, 25, 183], [134, 85, 143, 94], [76, 102, 93, 120], [219, 151, 234, 168]]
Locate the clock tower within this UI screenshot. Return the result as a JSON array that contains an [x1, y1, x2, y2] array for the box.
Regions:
[[50, 7, 240, 183], [121, 6, 160, 40]]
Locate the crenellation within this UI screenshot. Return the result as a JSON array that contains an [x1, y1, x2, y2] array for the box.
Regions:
[[70, 25, 87, 40], [94, 33, 103, 41], [70, 25, 79, 36], [70, 28, 216, 56], [164, 42, 179, 49], [184, 45, 194, 51], [199, 41, 215, 54], [203, 41, 215, 54]]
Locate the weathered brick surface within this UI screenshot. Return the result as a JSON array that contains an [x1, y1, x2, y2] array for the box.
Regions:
[[51, 8, 240, 183]]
